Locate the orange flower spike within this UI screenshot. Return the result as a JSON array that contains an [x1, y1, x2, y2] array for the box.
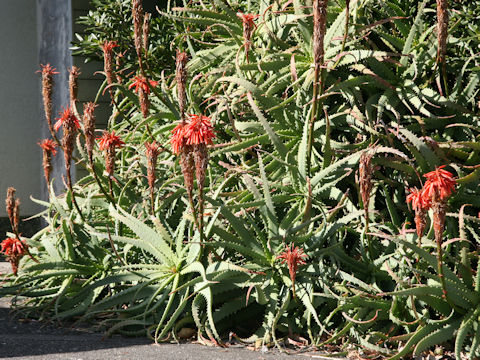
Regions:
[[97, 131, 125, 151], [54, 107, 80, 132], [423, 165, 457, 202], [183, 114, 215, 146], [277, 244, 307, 298]]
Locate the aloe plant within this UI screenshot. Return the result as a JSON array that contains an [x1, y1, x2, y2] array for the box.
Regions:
[[2, 0, 480, 357]]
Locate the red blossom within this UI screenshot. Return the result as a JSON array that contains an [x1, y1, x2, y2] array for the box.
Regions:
[[170, 122, 187, 155], [36, 63, 59, 76], [102, 40, 118, 53], [183, 114, 215, 146], [54, 107, 80, 132], [38, 139, 57, 156], [1, 238, 27, 257], [128, 76, 158, 94], [406, 187, 431, 212], [423, 165, 457, 202], [97, 131, 125, 151], [236, 12, 259, 27], [277, 244, 307, 298]]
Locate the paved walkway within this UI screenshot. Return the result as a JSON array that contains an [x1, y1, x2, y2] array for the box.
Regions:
[[0, 263, 332, 360]]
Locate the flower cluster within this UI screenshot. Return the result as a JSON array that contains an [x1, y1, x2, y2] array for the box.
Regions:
[[407, 165, 457, 241], [1, 238, 27, 276], [129, 76, 158, 118], [277, 244, 307, 298], [170, 114, 215, 231], [97, 131, 125, 176], [129, 76, 158, 95], [170, 114, 215, 155], [54, 106, 81, 132]]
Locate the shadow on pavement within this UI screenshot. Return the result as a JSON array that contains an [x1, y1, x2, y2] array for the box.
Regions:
[[0, 306, 151, 358]]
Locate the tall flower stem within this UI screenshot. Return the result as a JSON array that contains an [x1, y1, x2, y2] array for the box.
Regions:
[[306, 0, 327, 177]]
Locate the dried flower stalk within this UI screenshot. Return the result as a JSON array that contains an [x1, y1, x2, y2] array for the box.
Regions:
[[83, 102, 97, 163], [145, 141, 161, 214], [313, 0, 328, 70], [143, 12, 150, 53], [132, 0, 144, 63], [116, 53, 124, 83], [37, 64, 59, 140], [436, 0, 448, 67], [6, 187, 17, 233], [102, 41, 118, 86], [175, 51, 188, 122], [359, 149, 374, 218], [69, 66, 81, 106]]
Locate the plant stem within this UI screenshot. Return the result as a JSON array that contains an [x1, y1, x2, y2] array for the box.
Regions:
[[66, 165, 85, 222], [306, 65, 321, 177]]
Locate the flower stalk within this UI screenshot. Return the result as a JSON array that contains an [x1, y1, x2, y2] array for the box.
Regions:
[[175, 50, 188, 122], [69, 66, 81, 109], [306, 0, 327, 177], [170, 114, 215, 240], [55, 107, 84, 221], [145, 141, 161, 214], [38, 139, 58, 185], [37, 64, 60, 145], [132, 0, 144, 70], [236, 12, 259, 62], [97, 131, 125, 196], [436, 0, 449, 95], [277, 244, 307, 298]]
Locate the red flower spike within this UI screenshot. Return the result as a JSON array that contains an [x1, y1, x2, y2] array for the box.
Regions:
[[406, 187, 431, 212], [170, 122, 187, 155], [128, 76, 158, 95], [54, 107, 80, 132], [1, 238, 27, 257], [183, 114, 215, 146], [423, 165, 457, 202], [97, 131, 125, 151], [277, 244, 307, 298], [38, 139, 57, 156]]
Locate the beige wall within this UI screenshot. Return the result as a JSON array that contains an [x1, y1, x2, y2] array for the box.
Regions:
[[0, 2, 41, 216]]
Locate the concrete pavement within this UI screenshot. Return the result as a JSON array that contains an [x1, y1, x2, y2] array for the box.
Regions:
[[0, 262, 332, 359]]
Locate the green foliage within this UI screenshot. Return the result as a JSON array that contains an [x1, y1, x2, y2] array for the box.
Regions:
[[2, 0, 480, 357]]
